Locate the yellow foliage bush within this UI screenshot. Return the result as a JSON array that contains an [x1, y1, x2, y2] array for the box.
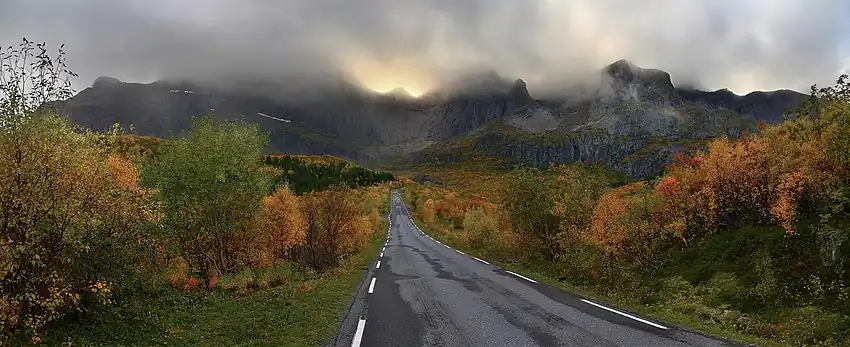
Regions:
[[462, 206, 501, 250], [419, 198, 437, 225], [338, 214, 374, 255], [1, 114, 154, 339], [248, 186, 307, 267], [586, 182, 666, 263], [662, 136, 815, 236], [437, 192, 465, 220]]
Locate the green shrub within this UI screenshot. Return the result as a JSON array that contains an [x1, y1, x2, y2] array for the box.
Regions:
[[141, 115, 270, 278], [703, 272, 744, 308], [504, 168, 560, 258], [462, 206, 500, 250]]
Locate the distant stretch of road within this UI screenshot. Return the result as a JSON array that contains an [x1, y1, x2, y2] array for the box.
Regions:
[[331, 191, 747, 347]]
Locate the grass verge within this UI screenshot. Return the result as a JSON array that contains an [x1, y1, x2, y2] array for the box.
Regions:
[[30, 219, 388, 347]]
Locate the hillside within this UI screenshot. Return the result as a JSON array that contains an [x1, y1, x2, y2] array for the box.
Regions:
[[60, 60, 808, 177]]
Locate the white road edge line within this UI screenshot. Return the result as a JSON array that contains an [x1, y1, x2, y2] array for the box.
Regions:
[[456, 250, 465, 255], [351, 318, 366, 347], [376, 260, 381, 269], [368, 277, 377, 294], [380, 252, 384, 257], [581, 299, 669, 330], [473, 257, 491, 265], [506, 270, 538, 284]]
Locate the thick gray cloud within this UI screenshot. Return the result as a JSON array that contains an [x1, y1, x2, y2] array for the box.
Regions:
[[1, 0, 848, 95]]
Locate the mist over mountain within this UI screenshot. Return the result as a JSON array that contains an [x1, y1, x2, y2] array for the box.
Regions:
[[59, 59, 807, 177], [4, 0, 849, 98]]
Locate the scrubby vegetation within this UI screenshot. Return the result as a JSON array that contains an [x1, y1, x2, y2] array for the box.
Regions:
[[401, 74, 850, 346], [0, 40, 390, 345]]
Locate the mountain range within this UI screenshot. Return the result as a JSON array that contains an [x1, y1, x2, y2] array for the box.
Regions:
[[58, 59, 808, 177]]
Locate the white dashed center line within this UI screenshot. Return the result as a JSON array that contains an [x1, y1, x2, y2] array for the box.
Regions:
[[368, 277, 377, 294], [351, 318, 366, 347]]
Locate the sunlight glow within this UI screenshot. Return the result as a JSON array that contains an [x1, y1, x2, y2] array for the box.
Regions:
[[366, 85, 425, 98], [348, 55, 432, 98]]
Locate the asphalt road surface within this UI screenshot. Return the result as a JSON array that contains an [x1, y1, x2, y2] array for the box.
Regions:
[[330, 191, 748, 347]]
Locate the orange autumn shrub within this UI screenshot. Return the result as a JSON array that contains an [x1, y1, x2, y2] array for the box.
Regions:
[[248, 186, 307, 267], [437, 192, 466, 220], [338, 214, 374, 255], [770, 169, 807, 233], [107, 154, 141, 189], [586, 182, 666, 263], [107, 154, 162, 226], [661, 136, 813, 236], [419, 198, 437, 225], [183, 277, 201, 292]]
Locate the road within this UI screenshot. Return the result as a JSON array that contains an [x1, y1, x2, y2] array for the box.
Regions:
[[331, 191, 748, 347]]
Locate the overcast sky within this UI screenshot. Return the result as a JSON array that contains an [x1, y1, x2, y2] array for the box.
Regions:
[[2, 0, 849, 96]]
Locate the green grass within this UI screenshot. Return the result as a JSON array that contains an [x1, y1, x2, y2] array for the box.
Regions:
[[32, 221, 388, 346]]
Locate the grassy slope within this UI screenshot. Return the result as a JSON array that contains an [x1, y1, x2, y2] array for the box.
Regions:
[[32, 195, 389, 347], [399, 190, 784, 347]]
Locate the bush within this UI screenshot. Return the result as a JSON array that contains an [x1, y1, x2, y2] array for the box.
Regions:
[[586, 182, 667, 264], [462, 206, 500, 250], [503, 168, 560, 258], [141, 115, 270, 278], [0, 39, 154, 341], [418, 198, 437, 225], [247, 186, 307, 267], [551, 164, 613, 259], [295, 188, 373, 272]]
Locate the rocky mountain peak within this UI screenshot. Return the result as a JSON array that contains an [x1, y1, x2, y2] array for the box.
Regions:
[[603, 59, 636, 80], [601, 59, 679, 104], [443, 69, 514, 97], [511, 78, 533, 103], [92, 76, 123, 89]]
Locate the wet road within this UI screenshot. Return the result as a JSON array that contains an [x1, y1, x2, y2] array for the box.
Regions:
[[331, 191, 747, 347]]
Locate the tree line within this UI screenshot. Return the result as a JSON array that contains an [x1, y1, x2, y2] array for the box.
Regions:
[[264, 155, 396, 194]]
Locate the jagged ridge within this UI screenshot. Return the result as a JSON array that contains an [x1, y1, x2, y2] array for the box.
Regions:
[[61, 60, 808, 176]]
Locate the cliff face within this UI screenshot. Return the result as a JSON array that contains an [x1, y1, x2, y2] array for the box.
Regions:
[[62, 60, 807, 177], [426, 78, 535, 138], [407, 105, 741, 178], [402, 60, 766, 177], [677, 88, 807, 123]]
